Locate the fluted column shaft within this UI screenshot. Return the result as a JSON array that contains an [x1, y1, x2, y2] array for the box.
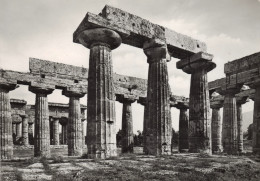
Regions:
[[178, 107, 189, 152], [78, 28, 122, 159], [29, 87, 53, 157], [211, 106, 223, 153], [137, 98, 148, 154], [144, 45, 172, 155], [253, 85, 260, 154], [53, 118, 59, 145], [63, 91, 85, 156], [0, 83, 16, 159], [28, 123, 34, 145], [236, 102, 244, 153], [222, 90, 239, 154], [21, 115, 29, 146], [81, 119, 85, 146]]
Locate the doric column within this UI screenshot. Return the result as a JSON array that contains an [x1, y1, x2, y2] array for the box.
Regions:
[[221, 88, 241, 154], [63, 90, 85, 156], [29, 86, 54, 157], [210, 99, 224, 153], [143, 41, 172, 156], [250, 82, 260, 155], [81, 119, 86, 146], [177, 52, 216, 154], [77, 28, 122, 159], [52, 117, 59, 145], [12, 123, 16, 143], [117, 94, 137, 153], [174, 103, 189, 153], [236, 97, 248, 153], [16, 122, 22, 141], [49, 117, 54, 145], [28, 123, 34, 145], [60, 118, 68, 145], [0, 82, 17, 160], [21, 115, 29, 146], [137, 97, 148, 154]]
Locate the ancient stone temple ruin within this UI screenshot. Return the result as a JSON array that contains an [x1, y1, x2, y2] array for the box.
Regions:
[[0, 5, 259, 160]]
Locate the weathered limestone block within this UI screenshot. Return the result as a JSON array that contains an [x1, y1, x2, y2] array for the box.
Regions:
[[77, 28, 121, 159], [174, 103, 189, 153], [221, 87, 241, 154], [0, 82, 17, 160], [21, 115, 29, 146], [177, 52, 216, 154], [29, 86, 54, 157], [52, 117, 59, 145], [236, 97, 248, 153], [143, 41, 172, 155], [116, 94, 137, 153], [63, 90, 85, 156], [137, 97, 148, 154], [210, 99, 224, 153]]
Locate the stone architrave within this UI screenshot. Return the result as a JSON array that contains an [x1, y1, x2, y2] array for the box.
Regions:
[[236, 97, 248, 153], [117, 94, 137, 153], [210, 100, 224, 153], [29, 86, 54, 157], [174, 103, 189, 153], [63, 90, 85, 156], [21, 115, 29, 146], [221, 87, 241, 154], [52, 117, 60, 145], [177, 52, 216, 154], [137, 97, 148, 154], [76, 28, 122, 159], [143, 41, 172, 155], [0, 82, 17, 160]]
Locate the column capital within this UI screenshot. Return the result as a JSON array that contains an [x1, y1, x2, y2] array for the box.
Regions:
[[236, 96, 249, 105], [177, 52, 216, 74], [62, 89, 86, 98], [0, 82, 18, 92], [210, 101, 224, 109], [172, 102, 189, 110], [116, 94, 137, 104], [143, 42, 170, 63], [29, 86, 54, 95], [137, 97, 147, 106], [218, 86, 242, 96], [20, 114, 29, 119], [77, 28, 122, 50]]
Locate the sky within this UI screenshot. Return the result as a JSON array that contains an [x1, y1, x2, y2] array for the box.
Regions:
[[1, 0, 259, 133]]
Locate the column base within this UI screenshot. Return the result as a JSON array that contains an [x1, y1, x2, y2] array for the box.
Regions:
[[189, 137, 212, 155]]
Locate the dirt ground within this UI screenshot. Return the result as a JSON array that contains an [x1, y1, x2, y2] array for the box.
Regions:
[[1, 146, 260, 181]]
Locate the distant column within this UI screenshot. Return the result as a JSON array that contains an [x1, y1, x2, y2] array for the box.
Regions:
[[21, 115, 29, 146], [117, 94, 137, 153], [252, 83, 260, 155], [77, 28, 122, 159], [174, 103, 189, 153], [63, 90, 85, 156], [29, 86, 54, 157], [143, 42, 172, 155], [81, 119, 86, 146], [53, 117, 60, 145], [177, 52, 216, 154], [221, 88, 241, 154], [28, 123, 34, 145], [0, 82, 17, 160], [16, 122, 22, 141], [12, 123, 16, 143], [60, 119, 68, 145], [49, 117, 54, 145], [210, 100, 224, 153]]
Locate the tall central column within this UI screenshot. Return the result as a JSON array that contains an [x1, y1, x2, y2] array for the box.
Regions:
[[177, 52, 216, 154], [29, 86, 53, 157], [77, 28, 122, 159], [0, 82, 17, 160], [117, 94, 137, 153], [210, 100, 223, 153], [143, 42, 172, 155], [63, 90, 85, 156]]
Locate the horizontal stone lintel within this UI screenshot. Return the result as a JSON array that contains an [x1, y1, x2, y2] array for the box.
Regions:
[[224, 52, 260, 75], [73, 5, 207, 59]]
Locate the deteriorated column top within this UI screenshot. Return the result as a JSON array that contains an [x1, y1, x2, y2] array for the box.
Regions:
[[236, 96, 249, 105], [62, 88, 86, 98], [176, 52, 215, 74], [143, 42, 171, 63], [77, 28, 122, 50], [116, 94, 138, 104], [171, 102, 189, 110], [0, 81, 18, 92]]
